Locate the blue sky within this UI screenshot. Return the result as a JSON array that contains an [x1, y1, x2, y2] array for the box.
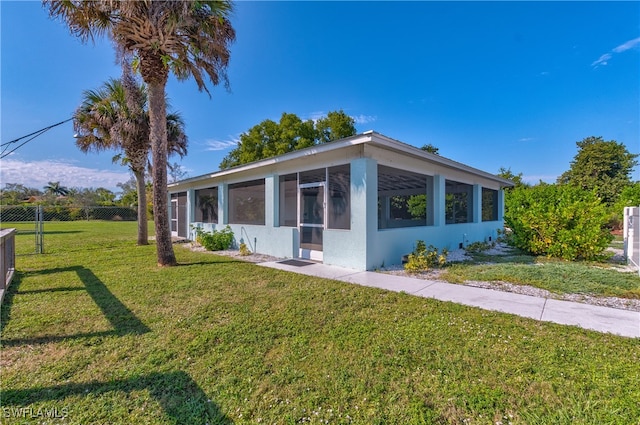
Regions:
[[2, 1, 639, 194]]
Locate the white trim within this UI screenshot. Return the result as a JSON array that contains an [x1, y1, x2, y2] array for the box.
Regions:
[[168, 131, 514, 190]]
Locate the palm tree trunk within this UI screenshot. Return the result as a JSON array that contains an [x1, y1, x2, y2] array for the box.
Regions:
[[148, 81, 177, 266], [134, 168, 149, 245]]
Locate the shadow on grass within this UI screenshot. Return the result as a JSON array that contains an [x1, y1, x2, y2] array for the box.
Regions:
[[0, 371, 233, 424], [1, 266, 150, 346], [15, 230, 84, 235], [0, 272, 23, 335]]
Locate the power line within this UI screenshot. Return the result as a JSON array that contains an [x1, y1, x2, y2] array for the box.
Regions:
[[0, 118, 73, 159]]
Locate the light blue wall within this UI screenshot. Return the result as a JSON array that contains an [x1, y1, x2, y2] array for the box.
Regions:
[[183, 159, 507, 271], [323, 158, 377, 270], [190, 222, 299, 259], [369, 221, 503, 270]]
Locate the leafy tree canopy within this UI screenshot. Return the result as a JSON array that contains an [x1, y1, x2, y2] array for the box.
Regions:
[[420, 144, 440, 155], [220, 110, 356, 169], [497, 167, 527, 188], [557, 136, 639, 205], [613, 182, 640, 214], [0, 184, 42, 205], [44, 181, 70, 197]]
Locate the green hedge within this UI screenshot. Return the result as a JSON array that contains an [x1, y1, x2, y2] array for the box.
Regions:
[[504, 184, 612, 261]]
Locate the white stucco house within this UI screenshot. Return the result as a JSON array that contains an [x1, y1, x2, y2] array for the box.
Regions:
[[167, 131, 514, 271]]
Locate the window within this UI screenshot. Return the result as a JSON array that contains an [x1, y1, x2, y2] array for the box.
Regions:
[[445, 180, 473, 224], [299, 168, 326, 184], [194, 187, 218, 223], [328, 165, 350, 230], [228, 179, 265, 225], [279, 174, 297, 227], [482, 188, 499, 221], [378, 165, 433, 229]]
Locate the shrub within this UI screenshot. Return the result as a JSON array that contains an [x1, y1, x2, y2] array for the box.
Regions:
[[465, 241, 492, 254], [404, 241, 448, 273], [194, 225, 234, 251], [504, 184, 612, 261], [239, 242, 251, 256]]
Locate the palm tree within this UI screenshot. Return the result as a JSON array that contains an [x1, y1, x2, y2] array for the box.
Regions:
[[45, 1, 235, 266], [74, 66, 187, 246], [44, 181, 70, 197]]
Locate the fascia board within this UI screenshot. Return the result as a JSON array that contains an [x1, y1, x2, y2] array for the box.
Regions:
[[366, 132, 515, 187]]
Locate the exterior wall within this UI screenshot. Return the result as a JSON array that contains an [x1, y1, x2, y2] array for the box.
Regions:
[[370, 220, 503, 270], [323, 158, 378, 270]]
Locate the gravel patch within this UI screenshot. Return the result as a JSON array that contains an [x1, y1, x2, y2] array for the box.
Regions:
[[182, 242, 281, 263], [381, 243, 640, 312]]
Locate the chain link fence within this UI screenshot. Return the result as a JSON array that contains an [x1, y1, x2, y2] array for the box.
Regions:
[[0, 205, 138, 255]]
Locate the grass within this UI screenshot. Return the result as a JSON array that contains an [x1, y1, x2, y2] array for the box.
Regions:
[[1, 221, 640, 424], [442, 245, 640, 299]]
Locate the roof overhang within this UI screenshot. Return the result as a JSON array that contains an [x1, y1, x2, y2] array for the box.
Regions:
[[168, 131, 514, 189]]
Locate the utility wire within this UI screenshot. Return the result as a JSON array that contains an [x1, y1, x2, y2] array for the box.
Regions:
[[0, 118, 73, 159]]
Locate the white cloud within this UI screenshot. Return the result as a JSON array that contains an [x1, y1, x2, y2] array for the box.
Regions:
[[305, 111, 377, 126], [612, 36, 640, 53], [592, 36, 640, 67], [203, 137, 239, 151], [518, 137, 535, 142], [591, 53, 612, 67], [0, 158, 130, 191], [352, 114, 377, 125]]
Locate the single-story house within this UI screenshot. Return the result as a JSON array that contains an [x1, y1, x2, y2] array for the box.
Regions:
[[168, 131, 514, 271]]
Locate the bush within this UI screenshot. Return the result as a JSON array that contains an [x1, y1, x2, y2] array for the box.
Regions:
[[504, 184, 612, 261], [465, 241, 493, 254], [609, 182, 640, 231], [194, 225, 234, 251], [239, 242, 251, 256], [404, 241, 448, 273]]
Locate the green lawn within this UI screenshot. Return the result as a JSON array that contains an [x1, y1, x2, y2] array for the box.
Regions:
[[2, 222, 639, 424], [442, 248, 640, 299]]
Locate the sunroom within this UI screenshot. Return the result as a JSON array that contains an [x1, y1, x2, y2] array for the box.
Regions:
[[168, 131, 513, 271]]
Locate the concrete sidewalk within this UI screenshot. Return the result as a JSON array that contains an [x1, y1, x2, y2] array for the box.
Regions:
[[258, 260, 640, 338]]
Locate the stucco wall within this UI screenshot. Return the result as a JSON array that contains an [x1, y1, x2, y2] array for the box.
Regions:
[[191, 222, 299, 259], [368, 221, 503, 270]]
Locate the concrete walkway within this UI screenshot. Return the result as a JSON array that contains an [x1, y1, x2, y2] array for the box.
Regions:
[[258, 260, 640, 339]]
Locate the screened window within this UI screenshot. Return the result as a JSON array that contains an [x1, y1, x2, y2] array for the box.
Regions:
[[279, 174, 297, 227], [299, 168, 326, 184], [328, 165, 350, 230], [378, 165, 433, 229], [446, 180, 473, 224], [195, 187, 218, 223], [482, 188, 499, 221], [228, 179, 265, 225]]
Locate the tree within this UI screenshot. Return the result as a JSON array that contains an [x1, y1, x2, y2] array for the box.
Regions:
[[73, 68, 187, 246], [557, 136, 639, 205], [117, 178, 140, 207], [44, 181, 70, 197], [316, 110, 356, 144], [46, 0, 235, 266], [168, 161, 188, 183], [497, 167, 527, 188], [220, 110, 357, 169], [420, 144, 439, 155], [0, 184, 41, 205]]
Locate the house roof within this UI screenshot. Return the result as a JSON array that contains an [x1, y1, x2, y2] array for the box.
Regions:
[[169, 131, 514, 189]]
